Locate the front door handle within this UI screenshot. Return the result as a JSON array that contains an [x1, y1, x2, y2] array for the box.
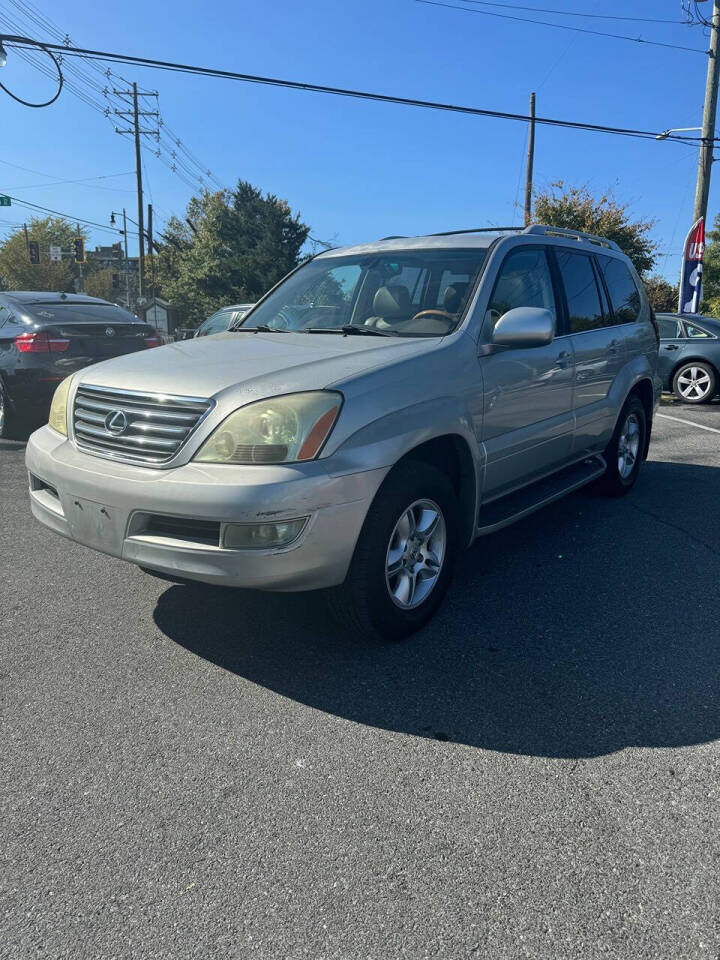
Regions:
[[608, 338, 620, 355], [555, 350, 571, 368], [664, 344, 679, 351]]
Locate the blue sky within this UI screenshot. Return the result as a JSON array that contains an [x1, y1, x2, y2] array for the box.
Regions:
[[0, 0, 712, 282]]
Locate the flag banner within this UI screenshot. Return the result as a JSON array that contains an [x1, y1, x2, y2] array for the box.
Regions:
[[679, 217, 705, 314]]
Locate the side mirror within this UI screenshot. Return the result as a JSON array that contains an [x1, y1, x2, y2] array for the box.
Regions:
[[490, 307, 555, 349]]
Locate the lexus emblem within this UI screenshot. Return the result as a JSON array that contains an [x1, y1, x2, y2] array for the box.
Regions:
[[104, 409, 128, 435], [105, 327, 116, 337]]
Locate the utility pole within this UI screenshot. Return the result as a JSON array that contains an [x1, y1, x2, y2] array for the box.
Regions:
[[113, 84, 159, 303], [147, 202, 155, 298], [76, 223, 84, 292], [122, 209, 131, 308], [524, 91, 536, 227], [694, 0, 720, 224]]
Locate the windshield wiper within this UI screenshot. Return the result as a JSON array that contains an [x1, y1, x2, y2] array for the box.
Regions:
[[230, 324, 288, 333], [303, 324, 396, 338]]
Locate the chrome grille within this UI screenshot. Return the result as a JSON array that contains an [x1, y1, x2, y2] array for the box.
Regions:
[[73, 384, 213, 465]]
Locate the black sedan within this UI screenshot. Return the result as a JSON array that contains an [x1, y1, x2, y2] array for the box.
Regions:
[[656, 312, 720, 403], [0, 291, 162, 437]]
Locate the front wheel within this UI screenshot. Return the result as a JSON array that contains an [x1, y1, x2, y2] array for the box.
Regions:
[[328, 461, 459, 640], [594, 394, 647, 496], [672, 362, 716, 403]]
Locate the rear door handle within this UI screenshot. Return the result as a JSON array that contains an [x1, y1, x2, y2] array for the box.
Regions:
[[664, 344, 679, 351], [555, 350, 571, 368]]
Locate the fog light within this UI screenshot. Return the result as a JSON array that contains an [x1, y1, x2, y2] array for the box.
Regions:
[[222, 518, 308, 550]]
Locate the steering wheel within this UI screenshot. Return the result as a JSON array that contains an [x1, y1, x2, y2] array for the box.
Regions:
[[409, 309, 456, 323], [272, 312, 290, 331]]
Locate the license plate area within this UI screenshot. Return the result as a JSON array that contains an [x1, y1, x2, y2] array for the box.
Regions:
[[66, 496, 126, 555]]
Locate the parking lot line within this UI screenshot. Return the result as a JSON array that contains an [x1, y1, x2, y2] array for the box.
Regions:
[[656, 412, 720, 434]]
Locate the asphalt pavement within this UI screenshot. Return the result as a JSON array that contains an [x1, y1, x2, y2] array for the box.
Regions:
[[2, 400, 720, 959]]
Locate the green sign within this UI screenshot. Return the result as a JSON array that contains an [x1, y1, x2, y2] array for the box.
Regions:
[[0, 196, 11, 207]]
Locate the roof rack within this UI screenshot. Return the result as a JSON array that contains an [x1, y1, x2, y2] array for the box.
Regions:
[[430, 226, 521, 237], [522, 224, 621, 252]]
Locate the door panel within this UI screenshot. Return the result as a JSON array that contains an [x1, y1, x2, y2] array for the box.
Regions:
[[481, 343, 575, 498], [479, 245, 575, 500]]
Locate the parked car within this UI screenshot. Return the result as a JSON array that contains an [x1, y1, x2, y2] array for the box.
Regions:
[[0, 292, 162, 437], [656, 312, 720, 403], [195, 304, 254, 337], [26, 226, 660, 639]]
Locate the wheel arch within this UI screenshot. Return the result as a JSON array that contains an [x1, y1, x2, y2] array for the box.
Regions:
[[627, 377, 655, 461], [394, 434, 477, 549]]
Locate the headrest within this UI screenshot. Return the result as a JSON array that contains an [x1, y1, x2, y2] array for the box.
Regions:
[[443, 282, 469, 313], [373, 284, 412, 317]]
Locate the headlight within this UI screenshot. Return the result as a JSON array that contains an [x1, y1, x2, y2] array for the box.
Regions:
[[48, 377, 72, 436], [193, 391, 342, 464]]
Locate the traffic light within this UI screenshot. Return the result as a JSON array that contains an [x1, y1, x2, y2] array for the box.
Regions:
[[72, 237, 85, 264], [112, 274, 120, 289], [28, 241, 40, 265]]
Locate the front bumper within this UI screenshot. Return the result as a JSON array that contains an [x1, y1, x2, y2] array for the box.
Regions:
[[26, 426, 387, 591]]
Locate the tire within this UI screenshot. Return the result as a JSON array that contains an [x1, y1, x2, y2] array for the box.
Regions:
[[0, 380, 14, 439], [594, 394, 647, 496], [328, 460, 460, 641], [672, 361, 716, 404]]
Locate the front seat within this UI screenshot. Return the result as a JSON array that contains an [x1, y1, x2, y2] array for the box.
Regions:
[[365, 284, 412, 329], [443, 282, 469, 314]]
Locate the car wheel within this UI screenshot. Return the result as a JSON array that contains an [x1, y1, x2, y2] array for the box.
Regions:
[[672, 362, 716, 403], [328, 460, 459, 641], [594, 394, 646, 497], [0, 381, 13, 439]]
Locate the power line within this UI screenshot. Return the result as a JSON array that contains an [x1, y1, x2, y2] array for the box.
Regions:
[[4, 194, 137, 235], [3, 171, 135, 190], [456, 0, 698, 26], [415, 0, 709, 54], [13, 37, 714, 145]]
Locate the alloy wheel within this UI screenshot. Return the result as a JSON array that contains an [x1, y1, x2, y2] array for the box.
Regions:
[[676, 365, 713, 401], [385, 498, 446, 609], [617, 412, 641, 480]]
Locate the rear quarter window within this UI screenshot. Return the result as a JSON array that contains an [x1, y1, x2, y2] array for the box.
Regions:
[[597, 256, 642, 323]]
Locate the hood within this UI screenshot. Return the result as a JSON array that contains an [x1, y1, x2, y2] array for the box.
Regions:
[[75, 331, 434, 401]]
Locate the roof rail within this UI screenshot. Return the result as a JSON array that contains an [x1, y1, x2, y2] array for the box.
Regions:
[[523, 224, 621, 252], [430, 226, 522, 237]]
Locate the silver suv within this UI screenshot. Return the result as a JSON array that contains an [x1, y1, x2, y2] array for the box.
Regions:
[[26, 225, 661, 639]]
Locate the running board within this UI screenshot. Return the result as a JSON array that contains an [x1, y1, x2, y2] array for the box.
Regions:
[[476, 455, 606, 536]]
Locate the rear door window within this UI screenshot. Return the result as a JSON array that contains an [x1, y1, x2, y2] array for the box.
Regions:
[[657, 317, 683, 339], [597, 256, 642, 323], [555, 250, 604, 333]]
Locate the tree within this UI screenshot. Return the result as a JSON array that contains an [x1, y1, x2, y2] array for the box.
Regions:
[[644, 275, 679, 312], [533, 182, 656, 275], [154, 182, 310, 326], [85, 267, 121, 303], [0, 217, 87, 292]]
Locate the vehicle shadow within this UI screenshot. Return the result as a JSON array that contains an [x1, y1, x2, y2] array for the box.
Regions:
[[153, 459, 720, 759]]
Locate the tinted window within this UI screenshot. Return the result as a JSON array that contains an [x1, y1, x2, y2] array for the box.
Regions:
[[555, 251, 604, 333], [657, 316, 683, 339], [24, 301, 138, 324], [0, 306, 9, 328], [685, 323, 711, 339], [487, 247, 556, 322], [598, 256, 641, 323]]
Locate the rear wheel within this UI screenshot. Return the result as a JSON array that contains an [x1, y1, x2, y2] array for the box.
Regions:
[[328, 460, 459, 640], [594, 394, 646, 496], [672, 361, 716, 404]]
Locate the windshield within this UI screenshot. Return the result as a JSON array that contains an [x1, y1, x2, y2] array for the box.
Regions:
[[237, 249, 487, 337]]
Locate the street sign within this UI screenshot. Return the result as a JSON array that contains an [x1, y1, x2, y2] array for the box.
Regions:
[[49, 245, 62, 262], [0, 196, 11, 207]]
